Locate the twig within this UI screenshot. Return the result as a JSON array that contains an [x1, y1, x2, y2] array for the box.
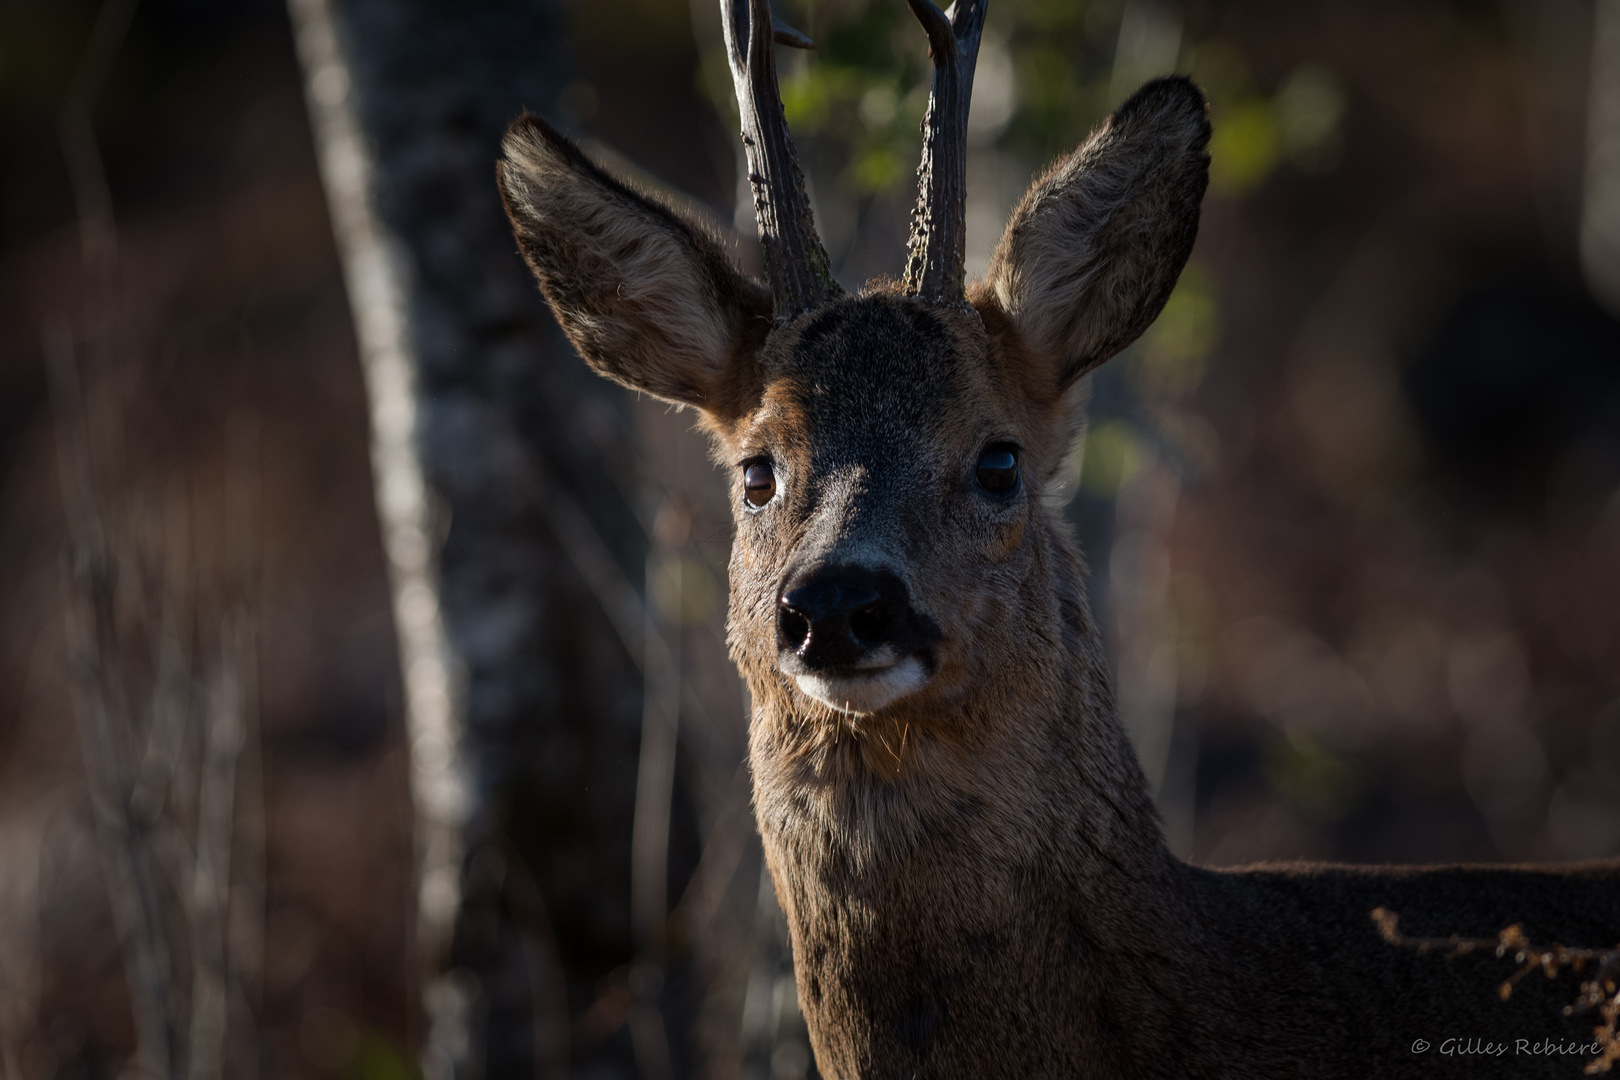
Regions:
[[496, 838, 570, 1080], [50, 1, 187, 1072], [129, 564, 193, 829], [628, 503, 687, 1080], [0, 804, 47, 1080], [1373, 908, 1620, 1074], [58, 0, 137, 283], [669, 774, 753, 944], [186, 616, 247, 1080], [223, 414, 266, 1080], [47, 317, 180, 1080]]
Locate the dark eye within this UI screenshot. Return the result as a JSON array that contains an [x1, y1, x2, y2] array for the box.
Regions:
[[743, 461, 776, 507], [976, 444, 1019, 494]]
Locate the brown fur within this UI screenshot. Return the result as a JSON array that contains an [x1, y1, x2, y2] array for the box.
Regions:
[[497, 113, 770, 419], [500, 78, 1620, 1078], [986, 76, 1211, 388]]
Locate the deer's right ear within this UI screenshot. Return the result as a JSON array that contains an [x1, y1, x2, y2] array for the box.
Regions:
[[498, 114, 771, 415], [981, 77, 1210, 391]]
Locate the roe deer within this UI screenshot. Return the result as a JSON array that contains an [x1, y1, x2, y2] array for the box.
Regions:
[[497, 0, 1620, 1075]]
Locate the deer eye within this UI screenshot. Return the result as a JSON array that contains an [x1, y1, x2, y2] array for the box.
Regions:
[[976, 443, 1020, 494], [743, 461, 776, 507]]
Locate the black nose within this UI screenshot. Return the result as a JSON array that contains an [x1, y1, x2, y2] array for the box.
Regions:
[[777, 565, 938, 671]]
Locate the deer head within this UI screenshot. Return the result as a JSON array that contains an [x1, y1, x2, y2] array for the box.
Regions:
[[498, 0, 1208, 760]]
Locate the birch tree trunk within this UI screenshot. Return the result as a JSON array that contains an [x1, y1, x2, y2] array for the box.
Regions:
[[288, 3, 660, 1076]]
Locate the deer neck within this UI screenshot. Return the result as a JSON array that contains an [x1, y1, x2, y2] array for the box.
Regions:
[[744, 528, 1206, 1077]]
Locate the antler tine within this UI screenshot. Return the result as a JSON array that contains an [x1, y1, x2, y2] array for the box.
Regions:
[[722, 0, 841, 319], [902, 0, 987, 304]]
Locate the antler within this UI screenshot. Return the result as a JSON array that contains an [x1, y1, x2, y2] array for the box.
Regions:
[[722, 0, 842, 319], [902, 0, 988, 304]]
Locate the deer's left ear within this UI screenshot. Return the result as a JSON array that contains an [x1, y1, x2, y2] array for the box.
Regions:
[[979, 77, 1210, 390], [499, 114, 771, 415]]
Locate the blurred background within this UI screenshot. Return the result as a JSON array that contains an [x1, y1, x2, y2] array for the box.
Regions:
[[1, 0, 1618, 1078]]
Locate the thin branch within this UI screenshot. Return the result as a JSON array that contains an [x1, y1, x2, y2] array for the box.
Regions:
[[50, 3, 186, 1072], [496, 839, 570, 1080], [129, 569, 193, 828], [669, 776, 753, 945], [187, 617, 247, 1080], [0, 806, 47, 1080], [224, 414, 266, 1080], [58, 0, 138, 282], [1373, 908, 1620, 1074], [628, 503, 687, 1080], [46, 321, 178, 1080]]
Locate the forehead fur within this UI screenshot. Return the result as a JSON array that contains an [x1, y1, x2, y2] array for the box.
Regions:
[[774, 295, 961, 449], [707, 292, 1065, 479]]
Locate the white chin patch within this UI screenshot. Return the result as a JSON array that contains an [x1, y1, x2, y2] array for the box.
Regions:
[[792, 657, 930, 715]]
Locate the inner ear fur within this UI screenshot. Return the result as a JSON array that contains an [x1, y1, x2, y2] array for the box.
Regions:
[[981, 76, 1211, 390], [498, 113, 770, 415]]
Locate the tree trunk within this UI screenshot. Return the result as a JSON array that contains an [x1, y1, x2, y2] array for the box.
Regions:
[[288, 2, 669, 1076]]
